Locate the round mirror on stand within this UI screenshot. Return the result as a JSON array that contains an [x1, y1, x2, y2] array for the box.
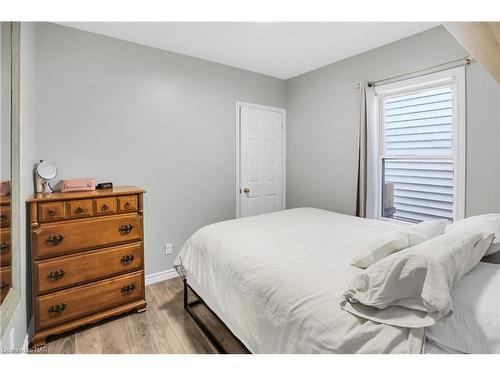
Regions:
[[35, 160, 58, 193]]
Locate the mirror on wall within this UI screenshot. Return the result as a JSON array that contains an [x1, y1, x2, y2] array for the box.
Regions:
[[0, 22, 12, 307], [0, 21, 20, 336]]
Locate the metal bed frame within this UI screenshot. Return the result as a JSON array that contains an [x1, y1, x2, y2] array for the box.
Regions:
[[183, 279, 251, 354]]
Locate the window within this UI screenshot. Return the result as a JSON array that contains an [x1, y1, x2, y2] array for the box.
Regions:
[[375, 68, 465, 223]]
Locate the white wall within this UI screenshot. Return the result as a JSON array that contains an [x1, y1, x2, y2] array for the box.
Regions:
[[33, 23, 286, 277], [1, 22, 37, 351], [286, 26, 500, 216]]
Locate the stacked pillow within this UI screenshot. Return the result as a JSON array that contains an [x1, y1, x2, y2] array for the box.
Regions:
[[445, 214, 500, 256], [351, 219, 448, 268], [348, 214, 500, 354], [351, 214, 500, 269], [342, 229, 494, 328]]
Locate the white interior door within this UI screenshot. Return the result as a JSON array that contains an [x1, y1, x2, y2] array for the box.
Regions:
[[238, 103, 285, 218]]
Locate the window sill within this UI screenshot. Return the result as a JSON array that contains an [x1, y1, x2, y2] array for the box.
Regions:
[[376, 216, 412, 226]]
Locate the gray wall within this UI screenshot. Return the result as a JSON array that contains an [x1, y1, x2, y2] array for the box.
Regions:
[[465, 63, 500, 215], [286, 26, 500, 216], [33, 23, 286, 276], [1, 22, 37, 350]]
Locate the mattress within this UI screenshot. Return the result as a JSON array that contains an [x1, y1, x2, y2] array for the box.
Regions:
[[175, 207, 425, 353]]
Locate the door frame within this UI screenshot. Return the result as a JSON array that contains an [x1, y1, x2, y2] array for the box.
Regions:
[[235, 101, 286, 218]]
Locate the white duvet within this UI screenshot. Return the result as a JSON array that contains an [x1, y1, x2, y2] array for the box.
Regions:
[[175, 208, 425, 353]]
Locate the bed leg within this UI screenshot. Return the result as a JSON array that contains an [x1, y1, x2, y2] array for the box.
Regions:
[[183, 279, 251, 354]]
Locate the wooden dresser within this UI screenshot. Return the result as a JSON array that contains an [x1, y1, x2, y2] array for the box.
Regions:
[[28, 186, 146, 347], [1, 195, 12, 304]]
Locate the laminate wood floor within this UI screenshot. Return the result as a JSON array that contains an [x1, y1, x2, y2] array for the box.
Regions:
[[42, 277, 247, 354]]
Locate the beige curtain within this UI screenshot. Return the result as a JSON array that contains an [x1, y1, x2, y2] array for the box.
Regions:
[[356, 82, 368, 217]]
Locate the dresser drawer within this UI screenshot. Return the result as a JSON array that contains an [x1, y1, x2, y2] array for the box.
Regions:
[[1, 229, 11, 266], [0, 206, 11, 228], [117, 195, 138, 213], [39, 202, 65, 222], [36, 270, 143, 329], [35, 242, 143, 294], [67, 199, 93, 219], [1, 266, 11, 303], [33, 213, 143, 259], [94, 197, 117, 216]]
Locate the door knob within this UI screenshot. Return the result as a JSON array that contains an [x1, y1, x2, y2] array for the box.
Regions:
[[243, 188, 250, 193]]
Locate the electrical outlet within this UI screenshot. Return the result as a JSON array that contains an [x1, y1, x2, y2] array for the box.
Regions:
[[164, 243, 173, 255]]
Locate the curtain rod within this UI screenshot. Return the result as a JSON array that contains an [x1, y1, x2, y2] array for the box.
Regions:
[[357, 56, 473, 89]]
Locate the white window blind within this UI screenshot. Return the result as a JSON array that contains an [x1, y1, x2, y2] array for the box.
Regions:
[[385, 88, 453, 157], [376, 68, 465, 223], [383, 159, 454, 221]]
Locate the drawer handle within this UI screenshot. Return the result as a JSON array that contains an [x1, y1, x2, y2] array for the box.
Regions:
[[120, 254, 135, 265], [101, 204, 109, 211], [124, 202, 131, 209], [121, 283, 136, 294], [47, 269, 66, 281], [0, 281, 9, 291], [46, 234, 64, 246], [0, 214, 6, 221], [48, 208, 57, 217], [119, 224, 133, 234], [75, 206, 84, 214], [48, 302, 67, 314], [0, 242, 10, 252]]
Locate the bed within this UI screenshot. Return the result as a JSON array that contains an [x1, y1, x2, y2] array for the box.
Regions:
[[174, 207, 499, 354]]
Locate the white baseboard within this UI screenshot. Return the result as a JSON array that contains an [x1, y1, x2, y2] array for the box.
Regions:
[[145, 268, 179, 285]]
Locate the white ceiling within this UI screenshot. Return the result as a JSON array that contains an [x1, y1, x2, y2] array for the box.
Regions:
[[57, 22, 439, 79]]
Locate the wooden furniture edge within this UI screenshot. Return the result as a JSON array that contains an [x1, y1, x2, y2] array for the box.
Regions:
[[30, 299, 147, 348]]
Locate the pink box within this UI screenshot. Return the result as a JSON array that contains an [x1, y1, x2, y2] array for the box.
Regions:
[[61, 178, 96, 193]]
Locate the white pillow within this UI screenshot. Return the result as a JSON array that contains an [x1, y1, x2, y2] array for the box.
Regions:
[[351, 219, 448, 268], [427, 262, 500, 353], [446, 214, 500, 256], [342, 230, 494, 328]]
